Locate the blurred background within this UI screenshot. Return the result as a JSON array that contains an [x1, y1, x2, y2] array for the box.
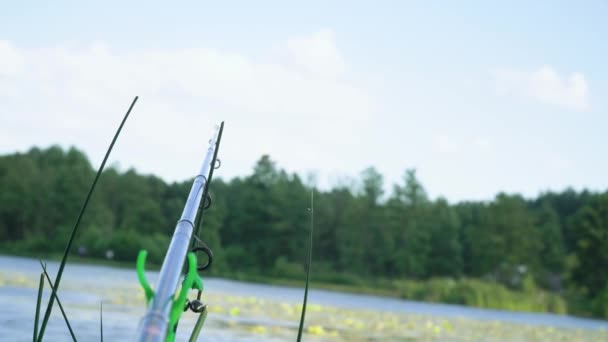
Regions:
[[1, 1, 607, 341]]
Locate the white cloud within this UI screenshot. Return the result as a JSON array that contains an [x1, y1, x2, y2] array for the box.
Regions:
[[0, 41, 24, 77], [548, 155, 572, 171], [434, 136, 494, 154], [491, 66, 590, 111], [434, 135, 461, 153], [286, 29, 347, 79], [474, 137, 493, 152], [0, 31, 374, 184]]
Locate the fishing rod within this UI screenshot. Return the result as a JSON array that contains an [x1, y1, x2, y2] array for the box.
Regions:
[[135, 122, 224, 342], [30, 107, 317, 340]]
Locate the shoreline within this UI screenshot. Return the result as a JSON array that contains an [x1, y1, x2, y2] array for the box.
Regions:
[[0, 251, 578, 319]]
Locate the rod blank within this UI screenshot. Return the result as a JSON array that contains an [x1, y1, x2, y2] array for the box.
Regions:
[[135, 124, 221, 342]]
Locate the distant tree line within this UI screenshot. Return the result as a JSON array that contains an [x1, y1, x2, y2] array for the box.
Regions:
[[0, 146, 607, 318]]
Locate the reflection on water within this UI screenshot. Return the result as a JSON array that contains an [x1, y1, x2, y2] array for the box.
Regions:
[[1, 255, 607, 341]]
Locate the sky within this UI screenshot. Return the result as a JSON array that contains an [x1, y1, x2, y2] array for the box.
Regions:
[[1, 1, 607, 202]]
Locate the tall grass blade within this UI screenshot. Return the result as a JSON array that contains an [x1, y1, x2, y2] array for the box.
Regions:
[[40, 261, 77, 342], [34, 273, 44, 342], [37, 96, 138, 342], [100, 302, 103, 342], [296, 190, 314, 342]]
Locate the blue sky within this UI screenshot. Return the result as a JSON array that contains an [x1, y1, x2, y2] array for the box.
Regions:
[[1, 1, 607, 201]]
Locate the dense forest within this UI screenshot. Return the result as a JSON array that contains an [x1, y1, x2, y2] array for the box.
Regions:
[[1, 146, 607, 319]]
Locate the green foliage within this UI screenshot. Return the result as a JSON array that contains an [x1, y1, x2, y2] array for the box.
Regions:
[[273, 256, 305, 278], [591, 285, 608, 319], [570, 194, 608, 296], [0, 146, 607, 318], [385, 169, 432, 278], [393, 278, 567, 314]]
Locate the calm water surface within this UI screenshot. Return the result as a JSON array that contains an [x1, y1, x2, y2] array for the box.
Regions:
[[1, 255, 607, 341]]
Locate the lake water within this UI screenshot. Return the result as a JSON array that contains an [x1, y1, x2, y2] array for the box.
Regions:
[[1, 255, 607, 341]]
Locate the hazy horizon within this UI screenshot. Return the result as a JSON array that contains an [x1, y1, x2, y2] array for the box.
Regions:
[[3, 142, 604, 204]]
